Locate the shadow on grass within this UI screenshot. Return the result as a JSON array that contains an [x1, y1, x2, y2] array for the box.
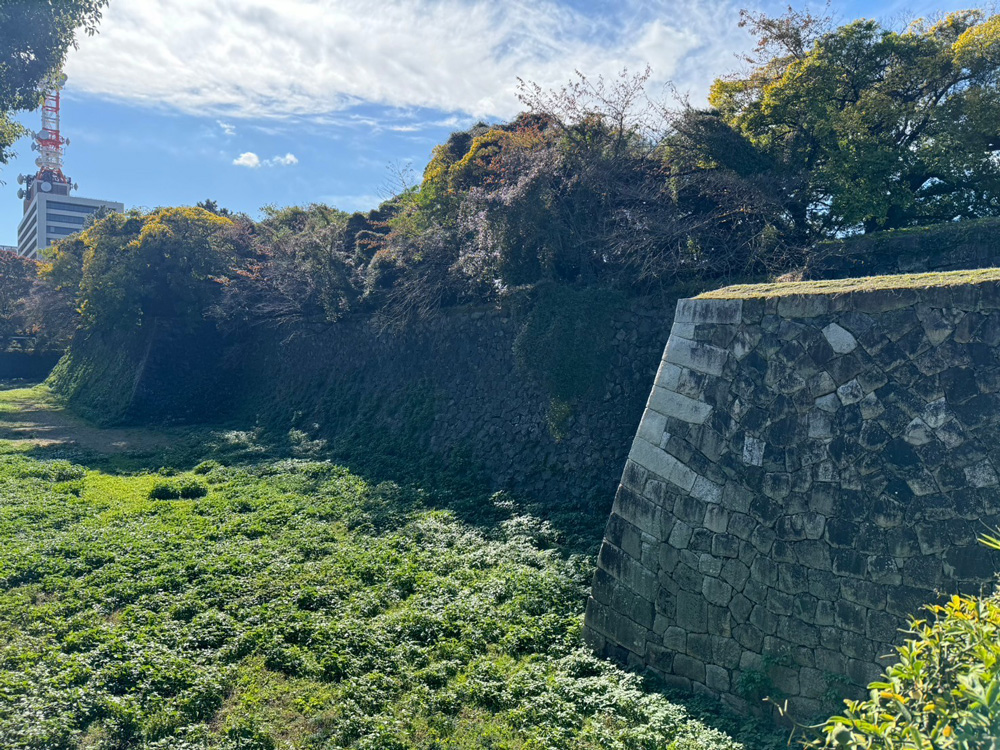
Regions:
[[0, 379, 611, 556], [652, 682, 798, 750]]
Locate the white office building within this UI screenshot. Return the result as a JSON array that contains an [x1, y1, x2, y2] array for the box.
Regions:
[[16, 192, 123, 259]]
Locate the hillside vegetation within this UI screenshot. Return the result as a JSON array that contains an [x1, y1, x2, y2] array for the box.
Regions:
[[8, 9, 1000, 359]]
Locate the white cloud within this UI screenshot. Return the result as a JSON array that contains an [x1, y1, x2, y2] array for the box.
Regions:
[[233, 151, 261, 168], [269, 152, 298, 166], [218, 120, 237, 136], [233, 151, 299, 168], [64, 0, 754, 121]]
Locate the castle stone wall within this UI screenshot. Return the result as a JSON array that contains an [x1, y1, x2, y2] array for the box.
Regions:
[[583, 275, 1000, 718]]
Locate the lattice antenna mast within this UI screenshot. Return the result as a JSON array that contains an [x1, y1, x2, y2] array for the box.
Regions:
[[36, 77, 68, 179], [17, 73, 76, 205]]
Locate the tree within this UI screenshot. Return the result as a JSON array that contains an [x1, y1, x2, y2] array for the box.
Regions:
[[711, 9, 1000, 234], [436, 73, 675, 290], [0, 0, 108, 169], [28, 234, 88, 348], [213, 204, 364, 332], [460, 69, 786, 287], [0, 248, 37, 342], [196, 199, 233, 218], [77, 207, 234, 336], [662, 108, 805, 272]]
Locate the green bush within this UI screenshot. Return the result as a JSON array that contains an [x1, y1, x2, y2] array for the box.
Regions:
[[809, 592, 1000, 748], [191, 460, 220, 475], [148, 478, 207, 500]]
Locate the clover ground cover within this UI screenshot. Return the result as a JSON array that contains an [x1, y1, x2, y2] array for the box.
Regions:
[[0, 387, 758, 750]]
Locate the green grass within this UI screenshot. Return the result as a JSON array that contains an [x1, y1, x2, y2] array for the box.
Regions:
[[696, 268, 1000, 299], [0, 385, 783, 750]]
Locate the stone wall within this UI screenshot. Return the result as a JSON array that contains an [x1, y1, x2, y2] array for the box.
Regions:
[[0, 351, 60, 381], [583, 273, 1000, 718], [236, 296, 676, 505], [803, 217, 1000, 280]]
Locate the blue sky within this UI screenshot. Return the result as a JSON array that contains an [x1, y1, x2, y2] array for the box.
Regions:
[[0, 0, 983, 244]]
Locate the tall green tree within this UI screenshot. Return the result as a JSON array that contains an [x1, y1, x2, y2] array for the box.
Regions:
[[0, 0, 107, 169], [711, 9, 1000, 234]]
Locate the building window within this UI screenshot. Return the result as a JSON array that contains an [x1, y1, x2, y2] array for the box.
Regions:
[[21, 202, 37, 227], [19, 215, 37, 243], [46, 212, 86, 226], [46, 201, 99, 214]]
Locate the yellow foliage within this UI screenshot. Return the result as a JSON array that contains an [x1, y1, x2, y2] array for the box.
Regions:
[[954, 14, 1000, 70]]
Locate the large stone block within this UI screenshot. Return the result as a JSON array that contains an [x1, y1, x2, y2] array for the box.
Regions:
[[629, 437, 698, 492], [611, 486, 662, 535], [664, 337, 729, 377], [597, 543, 658, 603], [676, 590, 708, 633], [648, 386, 714, 424], [823, 323, 858, 354], [674, 298, 743, 325]]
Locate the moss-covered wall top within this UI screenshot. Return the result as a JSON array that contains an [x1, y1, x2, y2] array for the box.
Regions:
[[584, 269, 1000, 719]]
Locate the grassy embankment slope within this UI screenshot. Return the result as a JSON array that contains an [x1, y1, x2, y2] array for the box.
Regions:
[[0, 383, 781, 750]]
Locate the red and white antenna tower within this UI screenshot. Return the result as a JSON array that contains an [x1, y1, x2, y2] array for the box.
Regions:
[[17, 73, 77, 204]]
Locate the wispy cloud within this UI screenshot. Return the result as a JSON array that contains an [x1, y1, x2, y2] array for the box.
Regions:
[[218, 120, 236, 136], [64, 0, 753, 121], [318, 193, 383, 212], [233, 151, 299, 168]]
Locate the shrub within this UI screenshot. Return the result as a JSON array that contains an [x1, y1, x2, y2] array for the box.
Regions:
[[149, 478, 207, 500], [0, 250, 38, 345], [192, 460, 220, 475], [809, 592, 1000, 748]]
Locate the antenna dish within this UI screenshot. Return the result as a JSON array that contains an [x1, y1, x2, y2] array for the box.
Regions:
[[16, 174, 23, 185], [17, 189, 24, 199]]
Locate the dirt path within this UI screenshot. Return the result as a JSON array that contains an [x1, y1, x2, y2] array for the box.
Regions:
[[0, 383, 176, 454]]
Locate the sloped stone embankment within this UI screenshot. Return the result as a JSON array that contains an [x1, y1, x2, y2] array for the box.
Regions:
[[584, 270, 1000, 718]]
